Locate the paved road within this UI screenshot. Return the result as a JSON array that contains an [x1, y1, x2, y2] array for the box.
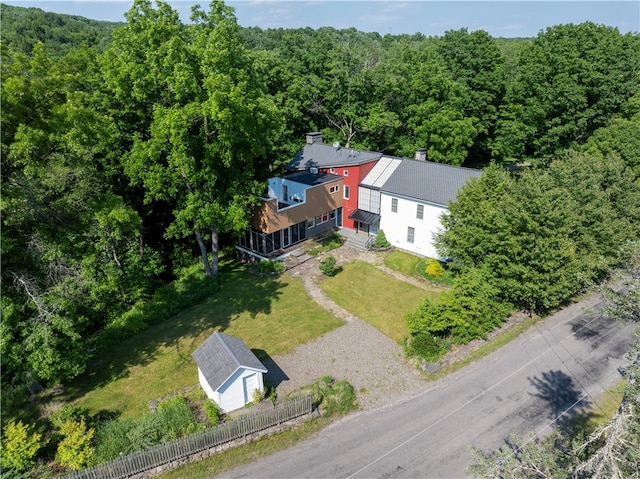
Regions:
[[219, 294, 636, 479]]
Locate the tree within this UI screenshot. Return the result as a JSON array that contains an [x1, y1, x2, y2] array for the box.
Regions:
[[498, 22, 640, 160], [0, 421, 44, 472], [103, 0, 282, 276]]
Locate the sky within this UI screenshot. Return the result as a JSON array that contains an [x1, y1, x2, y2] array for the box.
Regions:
[[3, 1, 639, 38]]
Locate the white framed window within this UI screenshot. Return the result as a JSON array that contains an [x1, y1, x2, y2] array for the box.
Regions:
[[330, 167, 335, 173], [329, 210, 336, 220], [407, 227, 415, 244], [329, 184, 340, 194], [343, 169, 349, 176], [344, 185, 350, 199], [391, 198, 398, 213], [417, 204, 424, 219], [307, 217, 315, 228]]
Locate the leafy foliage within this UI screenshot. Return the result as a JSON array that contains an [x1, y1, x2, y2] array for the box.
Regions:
[[404, 333, 448, 362], [55, 420, 95, 470], [424, 259, 444, 278], [373, 230, 391, 248], [254, 259, 286, 274], [310, 376, 358, 417], [203, 400, 224, 427], [407, 267, 511, 344], [0, 421, 43, 472], [319, 255, 338, 277]]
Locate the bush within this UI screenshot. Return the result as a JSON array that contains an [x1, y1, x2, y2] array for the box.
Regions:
[[55, 420, 94, 470], [405, 333, 447, 362], [319, 255, 337, 276], [308, 232, 344, 255], [373, 230, 390, 248], [0, 421, 44, 472], [156, 396, 200, 440], [311, 376, 358, 416], [254, 259, 285, 274], [406, 267, 512, 345], [425, 259, 444, 278], [203, 400, 224, 427], [50, 405, 90, 429]]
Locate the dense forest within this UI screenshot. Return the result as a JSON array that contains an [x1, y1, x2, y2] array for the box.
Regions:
[[1, 0, 640, 474]]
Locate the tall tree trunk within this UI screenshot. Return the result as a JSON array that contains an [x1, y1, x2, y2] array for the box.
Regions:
[[195, 229, 213, 276], [211, 226, 219, 276]]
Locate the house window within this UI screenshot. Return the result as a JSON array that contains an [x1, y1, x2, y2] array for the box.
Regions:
[[343, 170, 349, 176], [329, 184, 340, 194], [344, 185, 350, 199], [407, 227, 415, 244], [329, 210, 336, 220], [307, 217, 315, 228], [330, 167, 335, 173], [391, 198, 398, 213], [315, 212, 329, 224], [417, 204, 424, 220], [283, 185, 288, 201]]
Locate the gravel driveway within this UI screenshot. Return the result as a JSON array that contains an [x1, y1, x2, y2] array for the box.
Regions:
[[263, 246, 427, 411]]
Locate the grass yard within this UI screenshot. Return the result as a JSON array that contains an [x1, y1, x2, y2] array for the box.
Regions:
[[319, 261, 437, 343], [384, 249, 422, 277], [61, 263, 342, 418]]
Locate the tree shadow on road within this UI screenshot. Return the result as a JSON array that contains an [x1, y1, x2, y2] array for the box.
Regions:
[[528, 370, 590, 431]]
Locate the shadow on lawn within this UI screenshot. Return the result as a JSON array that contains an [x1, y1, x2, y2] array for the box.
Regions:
[[61, 258, 286, 403]]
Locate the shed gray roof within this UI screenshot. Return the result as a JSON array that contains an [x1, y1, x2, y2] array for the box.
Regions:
[[191, 332, 267, 392], [287, 143, 382, 171], [380, 159, 482, 206]]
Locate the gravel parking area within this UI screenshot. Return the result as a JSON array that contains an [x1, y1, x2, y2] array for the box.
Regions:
[[263, 246, 427, 411]]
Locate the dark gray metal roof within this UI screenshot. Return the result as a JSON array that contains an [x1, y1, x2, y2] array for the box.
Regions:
[[285, 171, 343, 186], [287, 143, 382, 171], [348, 209, 381, 225], [380, 159, 482, 206], [191, 332, 267, 391]]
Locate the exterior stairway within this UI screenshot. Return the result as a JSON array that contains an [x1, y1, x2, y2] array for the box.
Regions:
[[337, 228, 374, 252]]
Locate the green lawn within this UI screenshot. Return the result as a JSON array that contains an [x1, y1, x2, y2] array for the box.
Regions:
[[62, 264, 342, 418], [383, 249, 422, 277], [319, 261, 437, 343]]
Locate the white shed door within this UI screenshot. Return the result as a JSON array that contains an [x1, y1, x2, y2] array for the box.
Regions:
[[243, 373, 258, 403]]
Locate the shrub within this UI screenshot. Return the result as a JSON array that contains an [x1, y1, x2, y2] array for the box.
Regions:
[[55, 420, 94, 470], [311, 376, 358, 416], [50, 405, 90, 429], [405, 333, 447, 362], [203, 400, 224, 427], [319, 255, 337, 276], [373, 230, 390, 248], [0, 421, 44, 472], [156, 396, 200, 440], [254, 259, 285, 274], [308, 232, 344, 255], [425, 259, 444, 278]]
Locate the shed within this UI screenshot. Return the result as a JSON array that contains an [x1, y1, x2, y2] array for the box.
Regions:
[[191, 332, 267, 412]]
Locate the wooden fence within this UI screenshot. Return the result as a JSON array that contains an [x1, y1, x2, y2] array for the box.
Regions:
[[65, 395, 313, 479]]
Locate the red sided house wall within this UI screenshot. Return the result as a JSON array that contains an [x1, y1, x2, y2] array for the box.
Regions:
[[320, 161, 378, 230]]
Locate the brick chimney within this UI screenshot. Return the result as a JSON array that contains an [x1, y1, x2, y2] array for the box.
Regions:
[[415, 148, 427, 161], [306, 132, 323, 144]]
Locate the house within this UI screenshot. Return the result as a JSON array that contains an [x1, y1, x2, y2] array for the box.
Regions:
[[237, 170, 344, 259], [377, 152, 482, 258], [238, 134, 481, 261], [191, 332, 267, 412], [287, 133, 382, 230]]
